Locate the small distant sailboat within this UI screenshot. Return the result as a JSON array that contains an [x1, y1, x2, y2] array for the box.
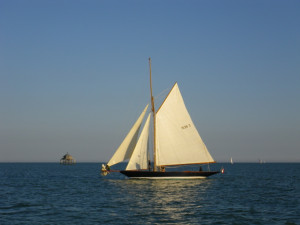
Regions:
[[259, 159, 266, 164], [101, 58, 219, 179], [230, 157, 233, 164]]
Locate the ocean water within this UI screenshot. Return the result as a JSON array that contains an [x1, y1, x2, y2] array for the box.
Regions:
[[0, 163, 299, 225]]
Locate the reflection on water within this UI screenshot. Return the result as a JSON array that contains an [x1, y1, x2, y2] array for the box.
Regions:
[[2, 163, 298, 224], [105, 178, 213, 224]]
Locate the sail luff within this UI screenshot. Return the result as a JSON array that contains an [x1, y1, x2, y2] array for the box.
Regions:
[[107, 104, 149, 166], [156, 82, 178, 114], [126, 113, 151, 170]]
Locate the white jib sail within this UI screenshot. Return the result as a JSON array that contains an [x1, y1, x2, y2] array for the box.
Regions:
[[156, 83, 215, 166], [126, 113, 151, 170], [107, 105, 149, 166]]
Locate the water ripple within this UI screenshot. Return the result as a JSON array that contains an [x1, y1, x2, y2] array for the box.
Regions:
[[0, 163, 299, 224]]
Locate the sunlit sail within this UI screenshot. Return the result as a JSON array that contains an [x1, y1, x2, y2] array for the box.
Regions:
[[102, 58, 220, 179]]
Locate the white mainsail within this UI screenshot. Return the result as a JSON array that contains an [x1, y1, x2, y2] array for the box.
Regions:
[[126, 113, 151, 170], [107, 105, 149, 166], [101, 58, 220, 179], [156, 83, 215, 166]]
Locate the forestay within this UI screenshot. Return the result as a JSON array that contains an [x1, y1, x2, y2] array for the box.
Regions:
[[156, 83, 215, 166], [107, 105, 148, 166], [126, 113, 151, 170]]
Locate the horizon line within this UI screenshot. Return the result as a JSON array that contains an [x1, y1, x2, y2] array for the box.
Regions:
[[0, 161, 299, 164]]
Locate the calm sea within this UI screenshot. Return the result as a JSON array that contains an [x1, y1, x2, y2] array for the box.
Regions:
[[0, 163, 299, 225]]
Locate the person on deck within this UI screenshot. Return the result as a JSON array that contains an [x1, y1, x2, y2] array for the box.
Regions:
[[148, 160, 151, 171]]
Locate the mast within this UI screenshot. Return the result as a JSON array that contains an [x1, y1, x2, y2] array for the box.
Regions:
[[149, 57, 157, 171]]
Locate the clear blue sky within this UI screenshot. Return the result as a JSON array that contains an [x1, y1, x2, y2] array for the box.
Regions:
[[1, 0, 299, 162]]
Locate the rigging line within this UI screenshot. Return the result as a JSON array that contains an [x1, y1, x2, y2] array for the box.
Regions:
[[154, 87, 171, 101]]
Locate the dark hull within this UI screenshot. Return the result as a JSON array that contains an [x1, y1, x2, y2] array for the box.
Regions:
[[120, 170, 219, 179]]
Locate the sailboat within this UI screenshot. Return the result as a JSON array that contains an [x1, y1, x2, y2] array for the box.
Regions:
[[230, 157, 233, 164], [101, 58, 220, 179]]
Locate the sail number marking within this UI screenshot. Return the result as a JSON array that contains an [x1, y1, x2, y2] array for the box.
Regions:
[[181, 124, 191, 129]]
